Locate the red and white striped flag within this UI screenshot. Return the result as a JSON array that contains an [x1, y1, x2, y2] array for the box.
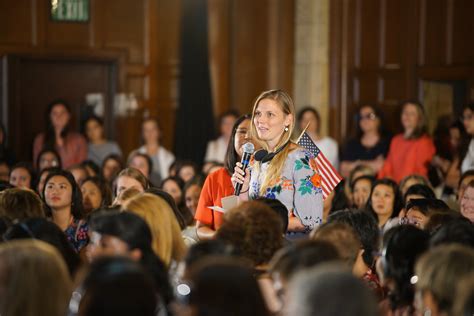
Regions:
[[297, 132, 342, 200]]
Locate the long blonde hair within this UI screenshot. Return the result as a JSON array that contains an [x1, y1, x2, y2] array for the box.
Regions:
[[123, 193, 187, 266], [250, 89, 296, 195], [0, 240, 72, 316]]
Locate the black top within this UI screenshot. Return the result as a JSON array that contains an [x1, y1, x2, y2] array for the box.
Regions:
[[341, 137, 391, 162]]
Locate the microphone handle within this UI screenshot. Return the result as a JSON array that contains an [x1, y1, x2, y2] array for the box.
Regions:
[[234, 151, 252, 196]]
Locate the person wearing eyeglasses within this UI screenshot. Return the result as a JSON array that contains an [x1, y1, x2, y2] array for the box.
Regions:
[[340, 105, 391, 179]]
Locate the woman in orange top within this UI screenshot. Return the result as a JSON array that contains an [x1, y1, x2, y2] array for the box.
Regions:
[[195, 114, 252, 240], [378, 101, 435, 183]]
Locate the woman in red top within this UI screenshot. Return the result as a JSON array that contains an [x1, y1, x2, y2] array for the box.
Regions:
[[33, 100, 87, 169], [195, 114, 252, 240], [378, 101, 435, 183]]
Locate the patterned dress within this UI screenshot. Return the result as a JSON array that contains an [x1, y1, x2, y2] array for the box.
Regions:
[[249, 147, 323, 233], [64, 218, 89, 252]]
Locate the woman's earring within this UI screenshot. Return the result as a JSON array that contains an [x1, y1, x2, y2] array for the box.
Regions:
[[284, 126, 289, 132]]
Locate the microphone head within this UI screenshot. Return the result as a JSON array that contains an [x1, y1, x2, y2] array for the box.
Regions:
[[254, 149, 268, 162], [242, 142, 255, 154]]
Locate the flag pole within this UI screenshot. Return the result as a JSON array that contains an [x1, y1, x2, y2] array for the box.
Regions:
[[296, 122, 311, 143]]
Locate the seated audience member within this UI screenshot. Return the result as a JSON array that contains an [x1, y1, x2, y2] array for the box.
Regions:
[[67, 163, 89, 186], [340, 104, 391, 179], [131, 118, 175, 182], [78, 257, 158, 316], [216, 201, 284, 271], [3, 217, 81, 277], [161, 176, 189, 223], [327, 181, 351, 219], [424, 211, 468, 235], [429, 219, 474, 248], [36, 148, 62, 172], [176, 160, 199, 184], [297, 106, 339, 168], [254, 197, 289, 235], [202, 161, 224, 176], [113, 187, 142, 206], [81, 176, 113, 215], [0, 240, 72, 316], [460, 180, 474, 222], [146, 187, 188, 230], [461, 103, 474, 173], [0, 188, 45, 221], [196, 114, 252, 240], [176, 257, 270, 316], [101, 154, 124, 183], [404, 198, 450, 229], [379, 101, 435, 183], [311, 222, 361, 268], [415, 245, 474, 316], [399, 174, 431, 198], [33, 100, 87, 169], [114, 167, 149, 199], [287, 264, 379, 316], [123, 193, 187, 267], [378, 225, 429, 316], [81, 160, 100, 177], [403, 184, 436, 204], [127, 152, 155, 183], [87, 211, 172, 311], [204, 110, 239, 164], [9, 162, 35, 189], [327, 209, 382, 299], [345, 165, 376, 206], [0, 160, 10, 182], [453, 272, 474, 316], [365, 178, 403, 230], [182, 177, 204, 244], [42, 169, 88, 252], [351, 175, 375, 209], [36, 167, 61, 197], [83, 115, 122, 166]]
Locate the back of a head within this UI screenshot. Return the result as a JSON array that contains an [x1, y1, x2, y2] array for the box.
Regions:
[[287, 264, 378, 316], [0, 188, 45, 221], [415, 244, 474, 314], [404, 184, 435, 202], [253, 197, 289, 234], [3, 217, 80, 276], [185, 257, 270, 316], [311, 222, 361, 267], [79, 256, 157, 316], [452, 272, 474, 316], [430, 219, 474, 248], [270, 240, 341, 283], [184, 239, 237, 270], [216, 201, 283, 266], [0, 240, 71, 316], [425, 211, 467, 235]]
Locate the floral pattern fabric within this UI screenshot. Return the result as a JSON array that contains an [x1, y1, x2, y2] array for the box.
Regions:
[[64, 218, 89, 252], [249, 147, 323, 231]]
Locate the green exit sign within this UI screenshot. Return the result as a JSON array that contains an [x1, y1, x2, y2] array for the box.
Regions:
[[51, 0, 89, 22]]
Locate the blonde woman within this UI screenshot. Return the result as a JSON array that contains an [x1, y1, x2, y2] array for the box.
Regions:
[[232, 89, 323, 237], [123, 193, 186, 266], [0, 240, 72, 316]]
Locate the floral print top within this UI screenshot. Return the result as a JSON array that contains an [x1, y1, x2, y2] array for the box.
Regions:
[[249, 147, 323, 231], [64, 218, 89, 252]]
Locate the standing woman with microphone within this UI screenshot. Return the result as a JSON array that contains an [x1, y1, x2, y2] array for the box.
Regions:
[[233, 89, 324, 236]]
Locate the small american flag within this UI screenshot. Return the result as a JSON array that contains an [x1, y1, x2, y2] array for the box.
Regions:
[[297, 132, 342, 200]]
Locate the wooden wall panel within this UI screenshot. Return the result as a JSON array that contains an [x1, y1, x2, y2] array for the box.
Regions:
[[419, 0, 448, 66], [0, 1, 33, 46], [452, 0, 474, 65], [383, 0, 403, 67], [356, 0, 379, 68]]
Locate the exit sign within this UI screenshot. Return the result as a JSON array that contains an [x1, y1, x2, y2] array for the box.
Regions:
[[51, 0, 89, 22]]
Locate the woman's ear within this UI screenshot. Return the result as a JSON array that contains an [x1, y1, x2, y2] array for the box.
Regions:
[[285, 113, 294, 127]]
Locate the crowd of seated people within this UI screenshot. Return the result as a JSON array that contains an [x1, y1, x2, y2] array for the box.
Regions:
[[0, 97, 474, 316]]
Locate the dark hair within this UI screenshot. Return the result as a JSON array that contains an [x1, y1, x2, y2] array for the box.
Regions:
[[224, 114, 251, 175], [160, 176, 185, 207], [127, 152, 153, 176], [3, 217, 81, 276], [82, 115, 104, 138], [185, 257, 270, 316], [89, 211, 173, 306], [253, 197, 289, 234], [405, 198, 450, 216], [366, 178, 403, 222], [403, 184, 435, 203], [400, 100, 428, 139], [145, 187, 188, 230], [184, 240, 237, 271], [0, 188, 45, 221], [217, 110, 240, 135], [350, 175, 376, 192], [216, 201, 283, 266], [9, 162, 36, 189], [355, 104, 387, 139], [381, 225, 429, 310], [79, 257, 158, 316], [101, 154, 124, 181], [36, 148, 62, 171], [42, 169, 85, 219], [176, 160, 199, 182], [327, 209, 379, 268], [43, 100, 72, 150], [329, 181, 351, 214], [81, 160, 100, 177], [81, 176, 113, 210], [424, 211, 468, 235], [297, 107, 321, 133], [270, 240, 340, 281], [430, 219, 474, 248]]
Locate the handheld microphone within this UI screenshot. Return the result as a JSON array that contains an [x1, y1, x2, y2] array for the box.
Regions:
[[234, 142, 255, 195]]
